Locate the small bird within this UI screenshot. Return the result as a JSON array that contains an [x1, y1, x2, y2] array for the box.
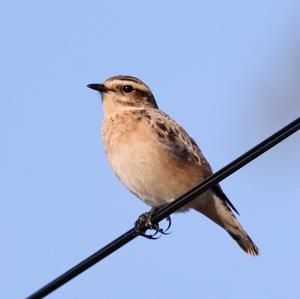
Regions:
[[88, 75, 259, 256]]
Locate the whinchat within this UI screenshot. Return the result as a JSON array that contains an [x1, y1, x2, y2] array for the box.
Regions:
[[88, 75, 259, 256]]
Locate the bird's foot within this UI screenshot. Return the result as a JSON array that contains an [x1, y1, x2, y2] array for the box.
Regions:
[[135, 206, 172, 239]]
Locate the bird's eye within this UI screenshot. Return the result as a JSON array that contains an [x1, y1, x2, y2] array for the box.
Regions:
[[122, 85, 134, 93]]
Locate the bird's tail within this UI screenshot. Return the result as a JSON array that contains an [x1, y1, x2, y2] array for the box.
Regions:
[[225, 225, 259, 256], [193, 191, 259, 256]]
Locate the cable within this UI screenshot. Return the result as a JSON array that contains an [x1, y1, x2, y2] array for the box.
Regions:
[[27, 117, 300, 299]]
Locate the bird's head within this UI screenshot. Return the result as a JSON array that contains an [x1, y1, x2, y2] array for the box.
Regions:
[[87, 75, 158, 114]]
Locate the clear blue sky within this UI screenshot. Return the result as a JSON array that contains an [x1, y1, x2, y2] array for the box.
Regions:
[[1, 1, 300, 298]]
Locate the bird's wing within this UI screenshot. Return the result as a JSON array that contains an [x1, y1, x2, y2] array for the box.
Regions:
[[147, 109, 210, 167], [147, 109, 239, 214], [211, 184, 239, 215]]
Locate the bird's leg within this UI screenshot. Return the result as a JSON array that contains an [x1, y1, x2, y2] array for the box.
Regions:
[[135, 204, 172, 239], [134, 207, 160, 239]]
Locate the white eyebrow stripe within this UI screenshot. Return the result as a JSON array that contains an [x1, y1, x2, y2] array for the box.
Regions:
[[110, 75, 144, 84]]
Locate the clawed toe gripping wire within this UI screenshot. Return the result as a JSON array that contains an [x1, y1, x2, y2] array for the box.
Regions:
[[135, 209, 172, 239]]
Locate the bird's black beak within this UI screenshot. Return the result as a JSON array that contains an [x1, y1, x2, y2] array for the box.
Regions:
[[87, 83, 107, 92]]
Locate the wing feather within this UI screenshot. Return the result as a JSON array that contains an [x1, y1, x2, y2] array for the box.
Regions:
[[145, 109, 239, 214]]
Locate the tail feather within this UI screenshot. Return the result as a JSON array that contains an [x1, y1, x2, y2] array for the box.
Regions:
[[193, 191, 259, 256], [227, 230, 259, 256]]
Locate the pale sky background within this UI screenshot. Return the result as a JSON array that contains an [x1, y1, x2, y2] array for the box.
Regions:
[[1, 1, 300, 299]]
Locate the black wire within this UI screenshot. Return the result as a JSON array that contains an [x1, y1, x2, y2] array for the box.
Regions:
[[27, 117, 300, 299]]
